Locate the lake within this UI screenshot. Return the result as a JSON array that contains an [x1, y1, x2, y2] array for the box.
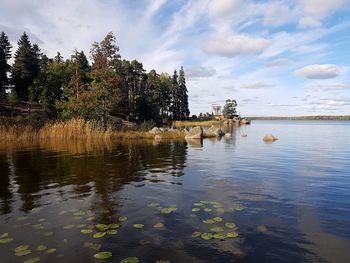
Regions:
[[0, 120, 350, 263]]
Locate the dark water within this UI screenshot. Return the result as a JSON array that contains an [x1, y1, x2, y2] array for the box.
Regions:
[[0, 120, 350, 263]]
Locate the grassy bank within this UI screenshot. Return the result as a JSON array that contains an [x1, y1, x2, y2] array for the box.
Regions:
[[173, 120, 221, 128], [0, 118, 185, 142]]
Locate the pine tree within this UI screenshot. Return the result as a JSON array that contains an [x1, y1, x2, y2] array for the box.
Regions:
[[11, 32, 40, 101], [0, 32, 12, 101], [178, 66, 189, 119], [171, 70, 179, 120]]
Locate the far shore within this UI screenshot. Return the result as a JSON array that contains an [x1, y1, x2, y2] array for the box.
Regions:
[[249, 115, 350, 120]]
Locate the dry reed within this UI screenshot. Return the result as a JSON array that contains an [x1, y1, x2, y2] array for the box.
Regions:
[[173, 120, 221, 128]]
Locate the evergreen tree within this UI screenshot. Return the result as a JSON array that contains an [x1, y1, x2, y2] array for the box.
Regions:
[[178, 66, 189, 119], [171, 70, 179, 120], [11, 32, 40, 101], [0, 32, 12, 101]]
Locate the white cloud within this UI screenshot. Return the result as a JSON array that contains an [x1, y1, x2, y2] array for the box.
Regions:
[[186, 65, 216, 79], [295, 64, 340, 79], [204, 34, 270, 57], [208, 0, 242, 18], [262, 2, 296, 27], [240, 81, 275, 89], [298, 0, 349, 28], [308, 83, 350, 91]]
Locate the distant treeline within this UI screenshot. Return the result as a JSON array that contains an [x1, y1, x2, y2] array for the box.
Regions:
[[250, 116, 350, 120], [0, 31, 190, 127]]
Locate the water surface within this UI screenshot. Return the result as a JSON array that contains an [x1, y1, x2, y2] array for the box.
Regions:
[[0, 120, 349, 263]]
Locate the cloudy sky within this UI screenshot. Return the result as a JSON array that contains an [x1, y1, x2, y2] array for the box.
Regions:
[[1, 0, 350, 116]]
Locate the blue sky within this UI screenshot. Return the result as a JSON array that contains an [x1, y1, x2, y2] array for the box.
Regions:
[[1, 0, 350, 116]]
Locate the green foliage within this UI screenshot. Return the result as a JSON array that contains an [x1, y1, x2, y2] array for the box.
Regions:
[[223, 99, 237, 118], [0, 32, 12, 101], [140, 120, 156, 131], [12, 32, 40, 101], [1, 30, 190, 128]]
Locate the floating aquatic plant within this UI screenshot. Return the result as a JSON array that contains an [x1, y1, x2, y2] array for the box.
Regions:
[[0, 233, 8, 238], [192, 231, 201, 238], [153, 223, 164, 228], [76, 224, 87, 229], [108, 224, 119, 229], [204, 208, 212, 212], [193, 202, 204, 207], [147, 203, 160, 208], [226, 232, 239, 238], [32, 224, 44, 230], [213, 233, 227, 239], [119, 216, 128, 222], [160, 207, 177, 214], [225, 222, 236, 229], [203, 219, 215, 224], [213, 217, 223, 222], [107, 229, 118, 235], [191, 208, 200, 212], [200, 233, 213, 240], [216, 208, 225, 213], [81, 229, 93, 234], [93, 232, 106, 238], [43, 231, 53, 237], [96, 224, 108, 230], [17, 216, 28, 221], [24, 257, 40, 263], [120, 257, 139, 263], [14, 245, 31, 256], [94, 251, 112, 260], [36, 245, 47, 252], [210, 227, 225, 233], [133, 224, 144, 229], [0, 237, 13, 244], [46, 248, 57, 254]]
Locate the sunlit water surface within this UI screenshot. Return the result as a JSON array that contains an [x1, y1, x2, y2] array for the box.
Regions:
[[0, 120, 349, 263]]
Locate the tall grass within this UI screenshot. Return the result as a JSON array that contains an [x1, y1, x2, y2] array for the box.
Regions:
[[173, 120, 221, 128]]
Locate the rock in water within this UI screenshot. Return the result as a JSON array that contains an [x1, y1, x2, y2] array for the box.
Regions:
[[204, 125, 225, 137], [185, 126, 203, 139], [263, 134, 278, 142], [225, 133, 231, 138]]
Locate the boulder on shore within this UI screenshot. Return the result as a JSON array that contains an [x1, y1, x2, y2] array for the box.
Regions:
[[204, 125, 224, 137], [149, 127, 162, 134], [263, 134, 278, 142], [185, 126, 203, 139]]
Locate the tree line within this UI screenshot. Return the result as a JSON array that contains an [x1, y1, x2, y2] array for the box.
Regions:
[[0, 31, 190, 126]]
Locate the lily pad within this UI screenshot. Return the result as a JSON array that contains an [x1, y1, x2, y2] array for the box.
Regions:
[[193, 202, 205, 207], [199, 201, 209, 204], [225, 222, 237, 229], [133, 224, 144, 229], [0, 237, 13, 244], [14, 245, 29, 252], [213, 217, 223, 222], [213, 233, 227, 239], [160, 207, 177, 214], [192, 231, 201, 238], [119, 216, 128, 222], [17, 216, 28, 221], [200, 233, 213, 240], [46, 248, 57, 254], [83, 242, 101, 250], [24, 257, 40, 263], [95, 224, 108, 230], [210, 227, 225, 233], [203, 219, 215, 224], [216, 208, 225, 213], [108, 224, 119, 229], [226, 232, 239, 238], [80, 229, 93, 234], [147, 203, 160, 208], [120, 257, 139, 263], [191, 208, 200, 212], [204, 208, 212, 212], [0, 233, 9, 238], [36, 245, 47, 252], [107, 229, 118, 235], [32, 224, 44, 230], [87, 217, 95, 221], [73, 211, 86, 216], [14, 246, 31, 257], [76, 224, 87, 229], [94, 251, 112, 260], [153, 223, 164, 228], [93, 232, 106, 238]]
